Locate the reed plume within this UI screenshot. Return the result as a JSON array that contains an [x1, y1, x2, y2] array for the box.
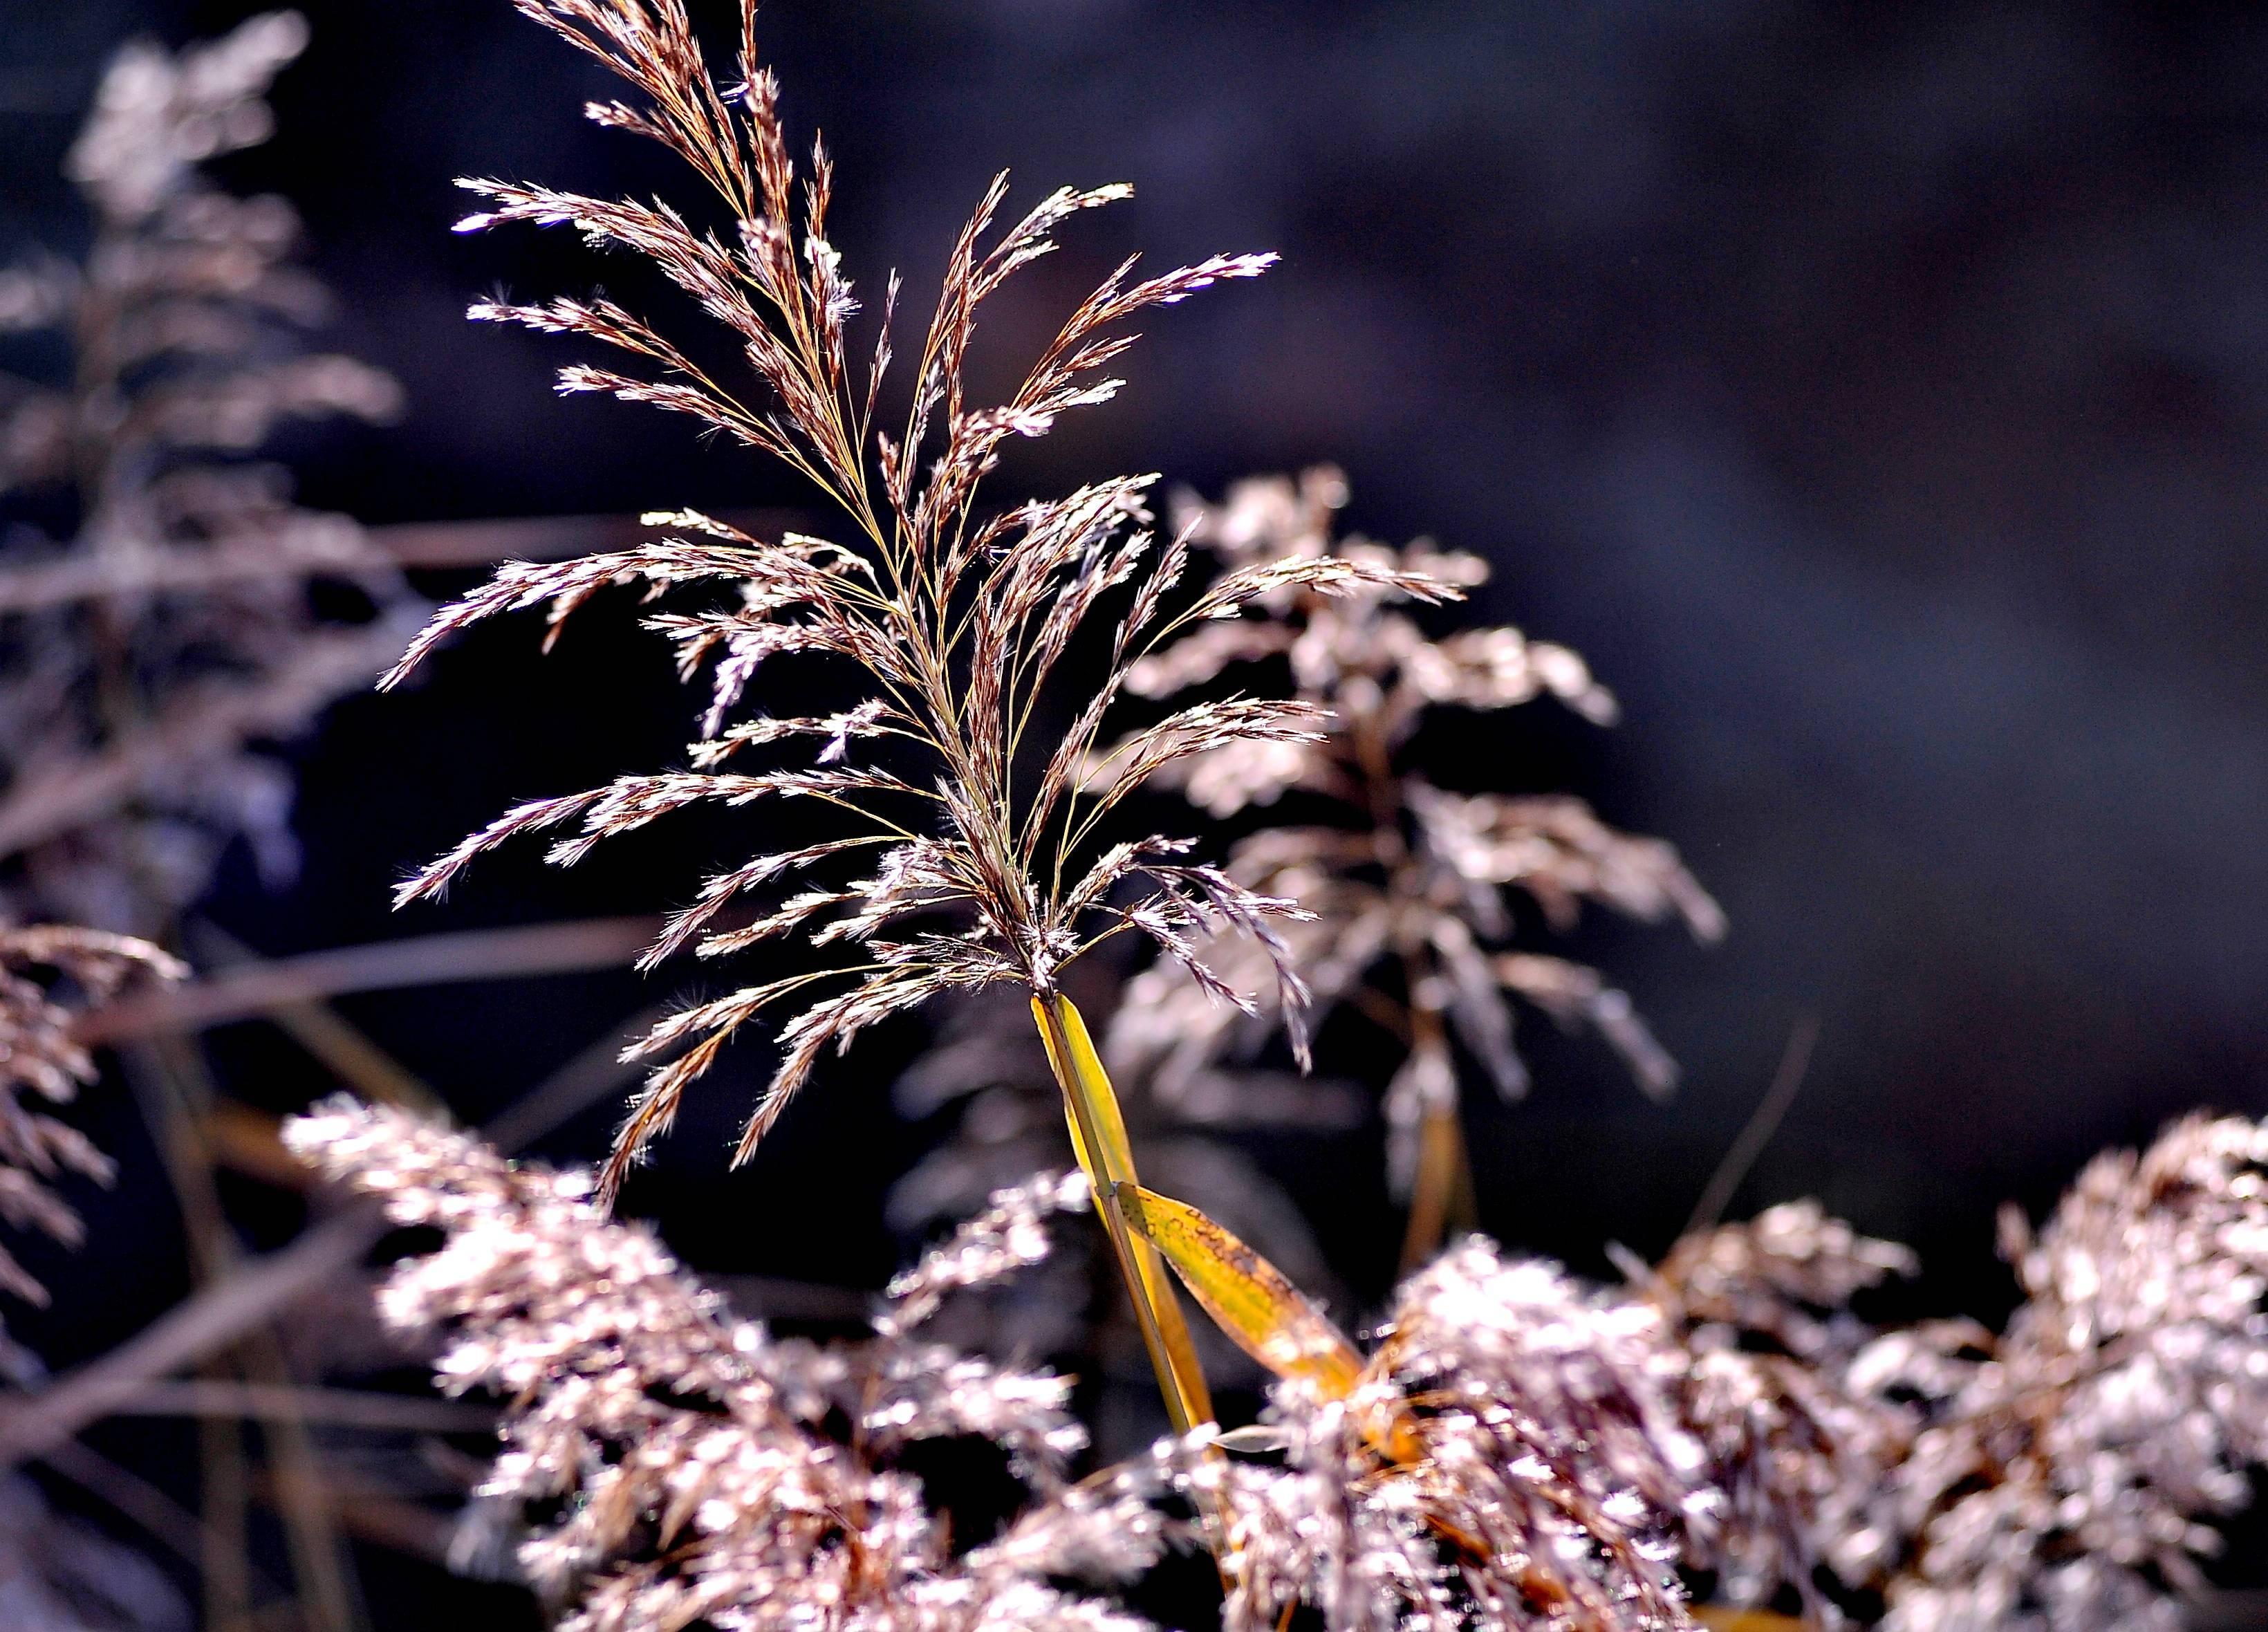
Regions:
[[1105, 469, 1722, 1265], [383, 0, 1451, 1429], [1640, 1200, 1921, 1622], [1637, 1115, 2268, 1629], [1186, 1239, 1710, 1632], [0, 10, 418, 933], [287, 1101, 1173, 1632], [1848, 1114, 2268, 1630], [0, 921, 182, 1380]]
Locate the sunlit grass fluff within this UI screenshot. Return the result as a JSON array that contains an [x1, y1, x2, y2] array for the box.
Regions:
[[1105, 470, 1722, 1268], [286, 1101, 1173, 1632]]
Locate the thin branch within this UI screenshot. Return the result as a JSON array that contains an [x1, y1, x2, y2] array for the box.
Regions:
[[79, 915, 661, 1044], [250, 1467, 467, 1570], [186, 920, 447, 1113], [0, 1208, 385, 1468], [1685, 1014, 1821, 1237], [0, 535, 385, 615], [368, 508, 806, 570], [108, 1380, 496, 1434], [38, 1436, 264, 1586]]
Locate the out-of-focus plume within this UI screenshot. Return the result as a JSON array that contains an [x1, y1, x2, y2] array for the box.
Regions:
[[0, 10, 419, 933], [1843, 1114, 2268, 1631], [1106, 469, 1722, 1259], [1642, 1115, 2268, 1629], [0, 922, 181, 1380], [1642, 1200, 1921, 1622]]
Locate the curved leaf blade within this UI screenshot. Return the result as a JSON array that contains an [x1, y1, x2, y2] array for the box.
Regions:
[[1115, 1180, 1364, 1398]]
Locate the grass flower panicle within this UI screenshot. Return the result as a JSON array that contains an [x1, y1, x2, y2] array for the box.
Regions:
[[382, 0, 1468, 1438], [378, 1, 1450, 1203], [1633, 1118, 2268, 1629], [1103, 470, 1722, 1262], [0, 921, 181, 1378], [1641, 1200, 1920, 1622], [287, 1101, 1173, 1632], [1848, 1115, 2268, 1631], [1180, 1236, 1709, 1632], [0, 10, 418, 931]]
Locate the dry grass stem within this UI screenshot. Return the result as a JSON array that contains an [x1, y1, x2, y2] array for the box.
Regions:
[[75, 914, 662, 1044]]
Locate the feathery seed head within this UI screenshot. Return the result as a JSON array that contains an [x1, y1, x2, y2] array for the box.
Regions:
[[1106, 471, 1722, 1198], [0, 12, 420, 931], [0, 923, 180, 1380], [1638, 1118, 2268, 1627], [1200, 1237, 1709, 1631], [287, 1101, 1164, 1631], [388, 0, 1318, 1197]]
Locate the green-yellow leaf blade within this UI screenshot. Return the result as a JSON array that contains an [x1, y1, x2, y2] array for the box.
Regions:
[[1115, 1181, 1364, 1398], [1030, 993, 1214, 1427]]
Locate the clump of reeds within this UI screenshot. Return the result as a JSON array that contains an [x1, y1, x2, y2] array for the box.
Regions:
[[384, 0, 1460, 1434], [345, 8, 2268, 1629], [0, 9, 417, 932], [1099, 1112, 2268, 1630], [287, 1100, 1175, 1632], [1631, 1114, 2268, 1629], [1106, 468, 1723, 1265], [0, 920, 181, 1379], [292, 1099, 1713, 1632], [292, 1082, 2268, 1632]]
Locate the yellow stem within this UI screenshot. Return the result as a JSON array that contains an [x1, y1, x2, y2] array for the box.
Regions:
[[1398, 1009, 1477, 1275], [1400, 1104, 1464, 1274], [1029, 991, 1213, 1432]]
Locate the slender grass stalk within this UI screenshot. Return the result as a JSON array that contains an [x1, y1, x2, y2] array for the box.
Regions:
[[1397, 1104, 1467, 1277], [1031, 991, 1211, 1430]]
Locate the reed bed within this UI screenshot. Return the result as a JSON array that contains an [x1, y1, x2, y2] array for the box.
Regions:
[[0, 6, 2261, 1631]]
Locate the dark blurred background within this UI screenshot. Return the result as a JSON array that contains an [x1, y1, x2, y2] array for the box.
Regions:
[[4, 0, 2267, 1584]]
